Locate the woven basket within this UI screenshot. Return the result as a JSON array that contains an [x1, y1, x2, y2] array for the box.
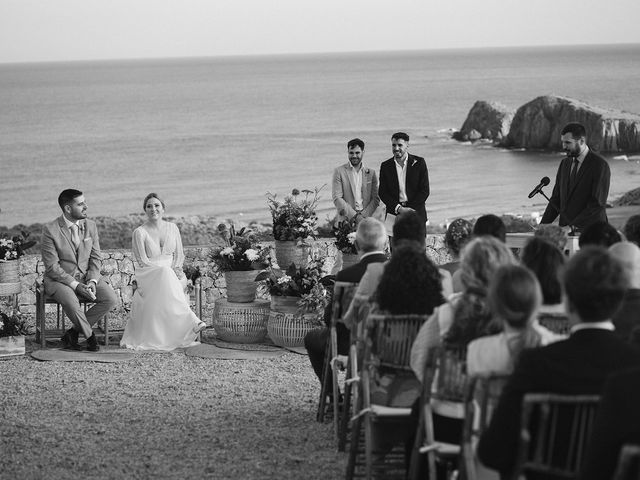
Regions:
[[268, 296, 323, 347], [224, 270, 258, 303], [213, 299, 270, 344], [0, 260, 20, 285], [274, 240, 311, 269]]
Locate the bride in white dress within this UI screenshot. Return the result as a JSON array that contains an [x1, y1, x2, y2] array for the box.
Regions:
[[121, 193, 206, 351]]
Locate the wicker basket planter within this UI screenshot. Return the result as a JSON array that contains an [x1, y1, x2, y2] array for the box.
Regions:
[[267, 295, 323, 347], [224, 270, 258, 303], [0, 260, 21, 292], [0, 335, 25, 357], [274, 240, 311, 269], [213, 299, 270, 343]]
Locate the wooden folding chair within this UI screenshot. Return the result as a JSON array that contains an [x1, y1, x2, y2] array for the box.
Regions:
[[409, 345, 469, 480], [346, 313, 427, 480], [458, 375, 509, 480], [316, 282, 358, 430], [613, 444, 640, 480], [511, 393, 600, 480]]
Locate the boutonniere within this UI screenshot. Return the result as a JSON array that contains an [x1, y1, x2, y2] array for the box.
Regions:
[[411, 158, 417, 167], [364, 168, 370, 175]]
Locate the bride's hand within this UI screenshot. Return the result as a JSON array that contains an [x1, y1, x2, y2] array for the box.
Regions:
[[173, 267, 185, 279]]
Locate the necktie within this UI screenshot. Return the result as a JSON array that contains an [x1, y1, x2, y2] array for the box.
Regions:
[[70, 224, 80, 250], [569, 158, 579, 189]]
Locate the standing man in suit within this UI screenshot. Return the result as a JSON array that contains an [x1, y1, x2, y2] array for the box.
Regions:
[[477, 246, 640, 479], [332, 138, 380, 224], [378, 132, 430, 227], [304, 217, 388, 391], [42, 189, 118, 351], [540, 122, 610, 232]]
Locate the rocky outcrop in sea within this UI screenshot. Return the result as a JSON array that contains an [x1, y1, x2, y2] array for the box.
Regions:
[[455, 95, 640, 152]]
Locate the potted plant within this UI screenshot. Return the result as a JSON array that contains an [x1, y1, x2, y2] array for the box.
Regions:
[[0, 231, 36, 293], [210, 224, 269, 303], [255, 257, 329, 347], [0, 311, 28, 357], [266, 186, 324, 268], [333, 217, 359, 269]]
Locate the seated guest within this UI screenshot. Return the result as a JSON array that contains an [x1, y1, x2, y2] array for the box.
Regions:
[[534, 224, 568, 251], [580, 366, 640, 480], [304, 217, 387, 389], [343, 211, 452, 328], [578, 220, 622, 248], [440, 218, 473, 292], [410, 236, 516, 383], [520, 237, 567, 322], [609, 241, 640, 343], [467, 265, 562, 377], [472, 214, 506, 243], [623, 214, 640, 246], [477, 246, 640, 479], [370, 242, 445, 407]]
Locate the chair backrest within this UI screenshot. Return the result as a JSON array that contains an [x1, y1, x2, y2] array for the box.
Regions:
[[366, 313, 428, 371], [434, 345, 469, 402], [537, 312, 571, 335], [331, 281, 359, 326], [613, 444, 640, 480], [512, 393, 600, 480]]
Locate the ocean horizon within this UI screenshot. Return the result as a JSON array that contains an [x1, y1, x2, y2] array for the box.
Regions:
[[2, 44, 640, 228]]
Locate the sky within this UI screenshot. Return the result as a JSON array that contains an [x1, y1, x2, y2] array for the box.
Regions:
[[1, 0, 640, 63]]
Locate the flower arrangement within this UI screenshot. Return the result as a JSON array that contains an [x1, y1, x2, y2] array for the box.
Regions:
[[209, 224, 270, 272], [0, 311, 29, 337], [266, 186, 324, 241], [0, 231, 36, 261], [333, 217, 358, 255], [255, 257, 329, 312]]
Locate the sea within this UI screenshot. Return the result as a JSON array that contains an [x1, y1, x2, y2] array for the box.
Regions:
[[2, 44, 640, 229]]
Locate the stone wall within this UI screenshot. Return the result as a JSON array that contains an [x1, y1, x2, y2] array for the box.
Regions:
[[4, 236, 451, 329]]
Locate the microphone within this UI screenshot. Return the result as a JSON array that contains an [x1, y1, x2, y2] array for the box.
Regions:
[[528, 177, 550, 199]]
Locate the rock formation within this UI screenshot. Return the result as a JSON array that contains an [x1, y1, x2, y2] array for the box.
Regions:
[[453, 100, 514, 142], [502, 95, 640, 152]]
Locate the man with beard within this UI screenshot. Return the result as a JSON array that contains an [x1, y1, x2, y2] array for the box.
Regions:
[[540, 122, 610, 233]]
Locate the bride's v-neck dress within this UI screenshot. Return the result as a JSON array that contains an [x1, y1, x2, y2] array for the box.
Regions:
[[120, 222, 201, 351]]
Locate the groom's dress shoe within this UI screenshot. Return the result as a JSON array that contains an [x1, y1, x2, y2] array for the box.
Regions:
[[61, 328, 82, 351], [86, 333, 100, 352]]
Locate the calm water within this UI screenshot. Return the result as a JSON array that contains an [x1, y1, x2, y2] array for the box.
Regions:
[[2, 44, 640, 228]]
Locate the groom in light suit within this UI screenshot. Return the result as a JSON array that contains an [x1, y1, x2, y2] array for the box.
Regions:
[[41, 189, 118, 351], [331, 138, 380, 223]]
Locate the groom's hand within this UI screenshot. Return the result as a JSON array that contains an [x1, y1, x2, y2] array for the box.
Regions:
[[75, 283, 96, 301]]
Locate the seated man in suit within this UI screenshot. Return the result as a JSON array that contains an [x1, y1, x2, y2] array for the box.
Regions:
[[580, 366, 640, 480], [41, 189, 118, 351], [609, 241, 640, 343], [477, 246, 640, 479], [331, 138, 380, 224], [304, 217, 388, 390]]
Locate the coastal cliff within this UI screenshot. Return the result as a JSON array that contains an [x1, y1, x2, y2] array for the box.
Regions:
[[455, 95, 640, 153]]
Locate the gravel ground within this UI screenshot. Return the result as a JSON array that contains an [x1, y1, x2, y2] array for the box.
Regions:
[[1, 340, 346, 480]]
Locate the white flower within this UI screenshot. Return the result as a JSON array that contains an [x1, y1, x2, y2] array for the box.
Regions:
[[244, 249, 260, 261], [277, 275, 292, 285], [220, 247, 234, 257], [347, 232, 357, 244]]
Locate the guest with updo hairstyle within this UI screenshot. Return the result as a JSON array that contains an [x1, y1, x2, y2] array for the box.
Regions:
[[467, 265, 562, 376], [534, 224, 568, 251], [441, 218, 473, 290]]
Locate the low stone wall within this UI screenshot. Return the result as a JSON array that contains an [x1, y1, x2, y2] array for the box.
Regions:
[[4, 236, 450, 330]]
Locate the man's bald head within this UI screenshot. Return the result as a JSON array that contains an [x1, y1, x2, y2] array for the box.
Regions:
[[609, 241, 640, 288]]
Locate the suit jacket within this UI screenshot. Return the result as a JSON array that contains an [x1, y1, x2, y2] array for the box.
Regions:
[[477, 328, 640, 478], [332, 163, 380, 221], [540, 150, 610, 230], [580, 366, 640, 480], [41, 216, 102, 291], [378, 154, 430, 224]]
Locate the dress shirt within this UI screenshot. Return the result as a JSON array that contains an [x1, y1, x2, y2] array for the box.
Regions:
[[570, 320, 615, 334], [571, 146, 589, 174], [348, 163, 364, 211], [62, 216, 96, 290], [394, 156, 408, 205]]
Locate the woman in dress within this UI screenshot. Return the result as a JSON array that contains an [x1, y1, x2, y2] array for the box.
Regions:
[[121, 193, 206, 351]]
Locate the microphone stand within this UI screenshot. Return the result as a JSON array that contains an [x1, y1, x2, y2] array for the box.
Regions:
[[536, 190, 578, 237]]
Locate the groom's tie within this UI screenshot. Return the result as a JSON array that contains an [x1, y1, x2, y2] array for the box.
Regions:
[[70, 224, 80, 250]]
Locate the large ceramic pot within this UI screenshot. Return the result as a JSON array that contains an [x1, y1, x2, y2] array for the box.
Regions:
[[224, 270, 258, 303], [267, 295, 323, 348], [274, 240, 311, 269]]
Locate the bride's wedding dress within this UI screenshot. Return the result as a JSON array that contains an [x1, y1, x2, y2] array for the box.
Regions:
[[121, 222, 203, 351]]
